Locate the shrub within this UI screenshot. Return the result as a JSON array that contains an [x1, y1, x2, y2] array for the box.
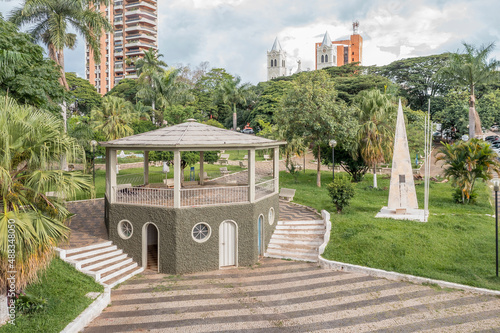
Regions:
[[327, 174, 355, 213], [15, 292, 47, 314]]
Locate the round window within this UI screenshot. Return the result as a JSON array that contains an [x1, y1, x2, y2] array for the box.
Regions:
[[192, 223, 211, 243], [117, 220, 133, 239], [268, 207, 275, 225]]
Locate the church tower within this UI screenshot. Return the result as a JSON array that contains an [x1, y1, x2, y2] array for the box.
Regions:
[[316, 31, 336, 70], [267, 37, 287, 81]]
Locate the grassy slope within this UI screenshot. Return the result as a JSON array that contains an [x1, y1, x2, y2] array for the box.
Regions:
[[0, 259, 103, 333], [280, 170, 500, 291]]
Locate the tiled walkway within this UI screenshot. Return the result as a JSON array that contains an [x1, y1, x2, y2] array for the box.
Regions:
[[84, 258, 500, 332]]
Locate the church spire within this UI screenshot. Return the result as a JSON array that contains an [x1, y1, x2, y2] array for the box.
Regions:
[[321, 31, 332, 46], [270, 37, 282, 52]]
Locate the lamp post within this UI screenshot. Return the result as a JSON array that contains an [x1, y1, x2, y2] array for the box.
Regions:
[[329, 139, 337, 181], [90, 140, 97, 188], [495, 180, 499, 277]]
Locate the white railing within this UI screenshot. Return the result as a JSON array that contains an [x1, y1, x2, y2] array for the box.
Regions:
[[114, 186, 173, 207], [180, 186, 248, 207], [255, 179, 275, 200]]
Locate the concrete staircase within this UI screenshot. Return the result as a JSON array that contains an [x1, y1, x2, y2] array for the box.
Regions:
[[265, 220, 325, 262], [57, 241, 144, 288]]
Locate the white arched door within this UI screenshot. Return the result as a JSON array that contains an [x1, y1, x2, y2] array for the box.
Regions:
[[219, 221, 237, 267]]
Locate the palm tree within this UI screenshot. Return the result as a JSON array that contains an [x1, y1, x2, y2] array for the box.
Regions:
[[216, 76, 251, 130], [0, 96, 92, 293], [439, 42, 500, 138], [10, 0, 112, 128], [355, 89, 395, 188], [154, 68, 194, 110], [437, 139, 500, 203], [135, 49, 167, 124], [91, 96, 138, 140]]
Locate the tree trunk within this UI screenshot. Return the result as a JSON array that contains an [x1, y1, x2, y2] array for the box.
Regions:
[[373, 165, 377, 188], [152, 98, 156, 125], [316, 146, 321, 187], [233, 103, 237, 131], [57, 48, 69, 171]]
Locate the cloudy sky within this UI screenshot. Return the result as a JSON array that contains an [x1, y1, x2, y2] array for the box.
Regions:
[[1, 0, 499, 84]]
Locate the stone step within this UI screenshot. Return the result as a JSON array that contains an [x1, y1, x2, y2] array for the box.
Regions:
[[269, 238, 323, 246], [267, 243, 319, 253], [100, 262, 138, 283], [66, 245, 118, 261], [278, 220, 323, 226], [105, 266, 144, 288], [63, 241, 113, 255], [72, 249, 124, 269], [273, 229, 325, 236], [81, 253, 128, 271], [92, 258, 134, 280], [276, 225, 325, 231], [265, 249, 318, 262]]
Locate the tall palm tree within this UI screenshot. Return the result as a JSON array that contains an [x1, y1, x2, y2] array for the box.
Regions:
[[154, 68, 194, 110], [355, 89, 396, 188], [0, 96, 92, 293], [437, 139, 500, 203], [91, 96, 138, 140], [135, 49, 167, 123], [10, 0, 112, 128], [216, 76, 251, 130], [440, 42, 500, 138]]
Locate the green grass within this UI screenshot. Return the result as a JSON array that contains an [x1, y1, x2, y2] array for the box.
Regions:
[[280, 170, 500, 291], [0, 258, 104, 333]]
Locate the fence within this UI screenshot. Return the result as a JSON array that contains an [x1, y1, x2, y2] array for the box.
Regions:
[[255, 179, 275, 200], [180, 186, 249, 207], [114, 186, 174, 207]]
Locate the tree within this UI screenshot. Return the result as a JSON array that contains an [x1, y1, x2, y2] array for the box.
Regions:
[[192, 68, 233, 122], [105, 78, 139, 103], [0, 15, 64, 112], [354, 89, 396, 188], [91, 96, 138, 140], [439, 42, 500, 138], [66, 72, 102, 115], [10, 0, 112, 129], [277, 71, 351, 187], [154, 68, 194, 110], [0, 97, 92, 293], [215, 76, 251, 130], [437, 139, 500, 203]]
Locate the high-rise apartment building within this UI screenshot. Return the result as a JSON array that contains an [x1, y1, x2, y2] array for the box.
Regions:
[[86, 0, 158, 95]]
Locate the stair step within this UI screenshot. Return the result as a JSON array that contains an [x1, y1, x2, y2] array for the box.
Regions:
[[100, 262, 138, 283], [64, 241, 113, 255], [273, 229, 325, 235], [276, 225, 325, 230], [269, 238, 323, 246], [72, 249, 123, 269], [81, 253, 128, 271], [105, 266, 145, 288], [92, 258, 133, 278], [267, 244, 319, 253], [272, 233, 323, 240], [66, 245, 117, 260], [265, 250, 318, 262], [278, 220, 323, 226]]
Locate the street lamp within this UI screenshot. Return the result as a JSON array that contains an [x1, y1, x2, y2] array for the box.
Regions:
[[329, 139, 337, 181], [90, 140, 97, 188], [495, 180, 499, 277]]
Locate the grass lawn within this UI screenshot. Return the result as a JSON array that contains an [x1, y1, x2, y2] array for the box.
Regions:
[[0, 258, 104, 333], [72, 163, 245, 200], [280, 170, 500, 291]]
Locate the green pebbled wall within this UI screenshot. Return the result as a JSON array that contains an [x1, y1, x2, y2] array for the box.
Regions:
[[107, 193, 279, 274]]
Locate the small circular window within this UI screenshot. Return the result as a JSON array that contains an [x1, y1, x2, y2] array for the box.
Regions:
[[192, 223, 211, 243], [268, 207, 275, 225], [118, 220, 133, 239]]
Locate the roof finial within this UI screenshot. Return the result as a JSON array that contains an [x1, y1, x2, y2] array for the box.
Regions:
[[353, 21, 359, 34]]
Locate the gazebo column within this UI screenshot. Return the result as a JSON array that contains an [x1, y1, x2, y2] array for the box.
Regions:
[[105, 148, 117, 203], [248, 149, 255, 203], [174, 150, 181, 208], [273, 146, 279, 193], [199, 151, 204, 185], [143, 151, 149, 185]]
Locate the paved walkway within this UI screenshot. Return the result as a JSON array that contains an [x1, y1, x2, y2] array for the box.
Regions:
[[84, 258, 500, 332]]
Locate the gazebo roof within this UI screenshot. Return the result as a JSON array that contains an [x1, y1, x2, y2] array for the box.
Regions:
[[100, 121, 285, 150]]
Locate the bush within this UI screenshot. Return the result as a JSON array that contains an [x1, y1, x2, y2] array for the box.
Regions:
[[15, 292, 47, 314], [327, 174, 355, 213], [452, 188, 478, 204]]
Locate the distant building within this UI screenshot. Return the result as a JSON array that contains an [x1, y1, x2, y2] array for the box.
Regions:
[[267, 37, 287, 81], [267, 22, 363, 81], [86, 0, 158, 95]]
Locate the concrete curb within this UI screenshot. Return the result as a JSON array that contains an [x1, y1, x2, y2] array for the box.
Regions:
[[318, 256, 500, 296], [60, 287, 111, 333]]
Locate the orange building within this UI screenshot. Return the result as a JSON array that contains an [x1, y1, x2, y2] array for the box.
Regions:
[[86, 0, 158, 95], [315, 22, 363, 70]]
